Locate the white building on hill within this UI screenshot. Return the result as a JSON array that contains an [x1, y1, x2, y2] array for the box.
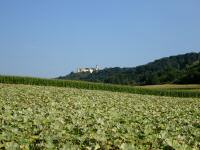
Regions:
[[77, 65, 100, 73]]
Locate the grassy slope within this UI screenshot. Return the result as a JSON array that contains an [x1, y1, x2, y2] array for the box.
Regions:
[[0, 83, 200, 149], [140, 84, 200, 90]]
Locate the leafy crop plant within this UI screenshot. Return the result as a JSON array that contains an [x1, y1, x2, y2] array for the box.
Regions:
[[0, 84, 200, 149]]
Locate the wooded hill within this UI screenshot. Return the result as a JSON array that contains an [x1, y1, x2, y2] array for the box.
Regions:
[[59, 52, 200, 85]]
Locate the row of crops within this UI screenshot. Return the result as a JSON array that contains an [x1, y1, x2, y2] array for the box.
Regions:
[[0, 75, 200, 98], [0, 84, 200, 149]]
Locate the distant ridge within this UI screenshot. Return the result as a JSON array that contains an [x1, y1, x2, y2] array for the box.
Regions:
[[58, 52, 200, 85]]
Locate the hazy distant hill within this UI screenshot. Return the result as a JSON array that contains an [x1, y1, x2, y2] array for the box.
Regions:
[[59, 52, 200, 85]]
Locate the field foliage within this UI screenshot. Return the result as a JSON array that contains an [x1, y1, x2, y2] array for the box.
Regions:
[[0, 84, 200, 149], [0, 75, 200, 98]]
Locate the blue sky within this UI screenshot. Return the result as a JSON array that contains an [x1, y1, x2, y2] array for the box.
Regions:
[[0, 0, 200, 78]]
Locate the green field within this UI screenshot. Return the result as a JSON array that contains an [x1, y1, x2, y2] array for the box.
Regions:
[[0, 75, 200, 98], [0, 84, 200, 149], [140, 84, 200, 90]]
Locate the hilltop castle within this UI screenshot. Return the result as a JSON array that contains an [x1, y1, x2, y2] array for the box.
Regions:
[[77, 65, 100, 73]]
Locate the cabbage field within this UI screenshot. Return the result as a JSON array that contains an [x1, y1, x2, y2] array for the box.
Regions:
[[0, 84, 200, 149]]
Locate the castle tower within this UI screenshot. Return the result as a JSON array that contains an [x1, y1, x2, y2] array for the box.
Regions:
[[96, 65, 99, 71]]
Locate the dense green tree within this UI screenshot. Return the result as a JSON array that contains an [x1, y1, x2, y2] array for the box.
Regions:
[[59, 52, 200, 85]]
